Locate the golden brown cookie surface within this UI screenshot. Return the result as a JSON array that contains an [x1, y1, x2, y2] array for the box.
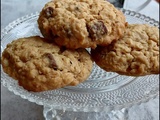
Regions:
[[91, 24, 159, 76], [2, 36, 93, 92], [38, 0, 126, 49]]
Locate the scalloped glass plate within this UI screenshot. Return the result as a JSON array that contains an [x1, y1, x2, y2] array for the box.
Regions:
[[1, 9, 159, 113]]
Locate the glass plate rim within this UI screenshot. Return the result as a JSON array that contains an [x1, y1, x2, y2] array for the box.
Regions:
[[1, 8, 159, 112]]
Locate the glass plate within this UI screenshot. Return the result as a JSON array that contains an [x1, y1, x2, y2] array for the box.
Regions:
[[1, 9, 159, 113]]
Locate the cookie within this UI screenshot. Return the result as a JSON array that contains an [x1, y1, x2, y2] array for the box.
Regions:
[[38, 0, 126, 49], [1, 36, 93, 92], [91, 24, 159, 76]]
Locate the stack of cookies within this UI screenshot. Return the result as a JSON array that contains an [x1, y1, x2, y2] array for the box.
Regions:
[[1, 0, 159, 92]]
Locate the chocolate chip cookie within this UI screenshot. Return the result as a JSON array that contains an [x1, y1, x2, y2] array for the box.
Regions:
[[38, 0, 126, 49], [1, 36, 93, 92], [91, 24, 159, 76]]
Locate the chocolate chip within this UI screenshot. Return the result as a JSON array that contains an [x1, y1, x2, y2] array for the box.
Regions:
[[45, 7, 54, 18], [58, 46, 66, 54], [44, 53, 58, 69], [87, 21, 108, 40]]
